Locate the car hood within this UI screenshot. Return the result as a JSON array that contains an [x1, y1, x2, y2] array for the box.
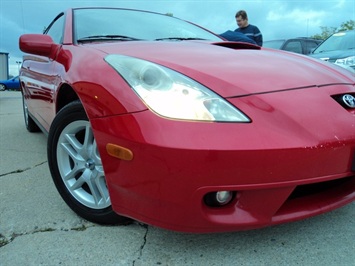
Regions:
[[91, 41, 354, 97], [310, 49, 355, 62]]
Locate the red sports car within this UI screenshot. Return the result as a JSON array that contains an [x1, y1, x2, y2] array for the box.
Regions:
[[19, 7, 355, 233]]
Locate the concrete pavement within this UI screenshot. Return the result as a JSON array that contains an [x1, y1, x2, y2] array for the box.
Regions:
[[0, 91, 354, 265]]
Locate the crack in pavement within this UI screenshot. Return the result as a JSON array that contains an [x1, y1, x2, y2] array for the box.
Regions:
[[133, 223, 149, 266], [0, 223, 95, 248], [0, 161, 47, 177]]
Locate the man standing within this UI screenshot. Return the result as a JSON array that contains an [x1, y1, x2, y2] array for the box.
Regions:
[[235, 10, 263, 46]]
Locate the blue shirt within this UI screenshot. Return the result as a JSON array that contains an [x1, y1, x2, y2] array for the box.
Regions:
[[235, 24, 263, 46]]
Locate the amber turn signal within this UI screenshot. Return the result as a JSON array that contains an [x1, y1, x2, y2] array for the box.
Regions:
[[106, 143, 134, 161]]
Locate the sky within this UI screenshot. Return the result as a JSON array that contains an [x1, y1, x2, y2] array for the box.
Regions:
[[0, 0, 354, 76]]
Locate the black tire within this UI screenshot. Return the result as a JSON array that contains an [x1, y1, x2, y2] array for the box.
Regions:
[[22, 94, 40, 132], [47, 100, 131, 225], [0, 84, 6, 91]]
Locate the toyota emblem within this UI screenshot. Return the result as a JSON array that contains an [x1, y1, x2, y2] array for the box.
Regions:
[[342, 94, 355, 108]]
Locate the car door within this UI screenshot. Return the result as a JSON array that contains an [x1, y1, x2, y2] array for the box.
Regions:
[[21, 14, 65, 131]]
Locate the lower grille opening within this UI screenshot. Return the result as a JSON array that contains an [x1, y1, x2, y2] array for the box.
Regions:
[[289, 176, 353, 200]]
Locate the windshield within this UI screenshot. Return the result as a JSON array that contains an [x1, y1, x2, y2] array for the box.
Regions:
[[313, 31, 355, 54], [73, 8, 222, 42]]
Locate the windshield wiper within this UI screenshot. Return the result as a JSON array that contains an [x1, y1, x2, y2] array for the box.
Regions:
[[154, 37, 207, 41], [77, 35, 142, 42]]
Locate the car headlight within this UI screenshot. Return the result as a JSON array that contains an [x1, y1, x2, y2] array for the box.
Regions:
[[105, 55, 250, 122], [335, 56, 355, 67]]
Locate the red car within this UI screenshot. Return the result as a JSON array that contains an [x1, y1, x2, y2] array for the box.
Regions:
[[19, 8, 355, 233]]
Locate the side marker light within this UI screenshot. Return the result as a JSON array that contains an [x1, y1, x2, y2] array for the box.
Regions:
[[106, 143, 134, 161]]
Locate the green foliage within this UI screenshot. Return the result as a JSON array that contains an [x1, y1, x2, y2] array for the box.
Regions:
[[310, 20, 354, 40], [311, 26, 337, 40], [339, 20, 355, 31]]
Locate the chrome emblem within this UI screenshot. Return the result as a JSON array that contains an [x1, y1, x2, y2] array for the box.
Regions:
[[343, 94, 355, 108]]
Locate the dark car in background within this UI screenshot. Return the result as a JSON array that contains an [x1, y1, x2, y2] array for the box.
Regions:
[[0, 76, 20, 91], [310, 30, 355, 73], [264, 38, 322, 55]]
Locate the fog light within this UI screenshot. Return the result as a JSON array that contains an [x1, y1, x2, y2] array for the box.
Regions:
[[204, 191, 235, 207], [216, 191, 233, 204]]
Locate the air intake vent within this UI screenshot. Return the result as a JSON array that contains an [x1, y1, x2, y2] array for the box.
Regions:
[[332, 93, 355, 109], [212, 42, 261, 50]]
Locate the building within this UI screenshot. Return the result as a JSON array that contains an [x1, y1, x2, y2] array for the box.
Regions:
[[0, 52, 9, 80]]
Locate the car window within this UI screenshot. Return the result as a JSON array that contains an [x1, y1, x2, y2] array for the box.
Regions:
[[263, 40, 285, 49], [283, 40, 302, 54], [45, 13, 65, 44], [304, 41, 320, 54], [73, 8, 221, 42], [313, 31, 355, 53]]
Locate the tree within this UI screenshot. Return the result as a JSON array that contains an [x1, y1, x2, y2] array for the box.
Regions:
[[339, 20, 355, 31], [311, 26, 337, 40], [310, 19, 354, 40]]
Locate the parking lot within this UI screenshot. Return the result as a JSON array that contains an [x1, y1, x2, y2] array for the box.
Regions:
[[0, 91, 354, 266]]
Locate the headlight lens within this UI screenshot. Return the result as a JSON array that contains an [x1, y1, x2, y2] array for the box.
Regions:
[[335, 56, 355, 66], [105, 55, 250, 122]]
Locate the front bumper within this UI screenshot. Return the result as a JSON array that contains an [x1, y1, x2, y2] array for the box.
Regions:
[[91, 85, 355, 232]]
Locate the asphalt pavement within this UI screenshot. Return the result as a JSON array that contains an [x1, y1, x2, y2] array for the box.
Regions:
[[0, 91, 354, 266]]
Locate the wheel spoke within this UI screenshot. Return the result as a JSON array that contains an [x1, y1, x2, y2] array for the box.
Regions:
[[95, 170, 110, 205], [91, 139, 101, 162], [68, 171, 86, 191], [60, 142, 84, 162], [62, 163, 84, 181], [57, 119, 111, 209], [61, 132, 86, 160], [82, 124, 94, 155], [82, 170, 109, 207], [86, 178, 101, 206]]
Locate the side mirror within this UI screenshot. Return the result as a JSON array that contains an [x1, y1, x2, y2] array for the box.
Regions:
[[19, 34, 59, 59]]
